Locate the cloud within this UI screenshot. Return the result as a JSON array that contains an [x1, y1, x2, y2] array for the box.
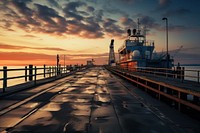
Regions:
[[0, 1, 128, 39], [103, 18, 124, 38], [63, 1, 86, 20], [87, 6, 95, 12], [10, 0, 33, 17], [163, 8, 190, 17], [35, 4, 67, 29], [120, 17, 137, 29], [62, 1, 105, 38], [46, 0, 61, 8], [68, 53, 108, 57], [8, 1, 40, 30], [66, 18, 104, 38], [0, 44, 26, 50], [0, 51, 109, 65], [22, 35, 37, 38], [104, 6, 128, 16], [0, 43, 67, 51], [159, 0, 171, 8], [133, 15, 161, 32], [1, 1, 67, 35], [153, 0, 172, 12], [93, 9, 104, 22], [0, 52, 55, 61], [140, 16, 160, 29]]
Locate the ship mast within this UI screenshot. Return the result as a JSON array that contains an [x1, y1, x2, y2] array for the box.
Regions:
[[137, 18, 141, 35]]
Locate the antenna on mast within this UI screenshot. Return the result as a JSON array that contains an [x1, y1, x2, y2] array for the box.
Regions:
[[144, 25, 146, 45], [137, 18, 140, 35]]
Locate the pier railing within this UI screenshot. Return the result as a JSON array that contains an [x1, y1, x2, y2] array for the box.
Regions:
[[0, 64, 85, 92], [119, 66, 199, 83], [106, 66, 200, 118]]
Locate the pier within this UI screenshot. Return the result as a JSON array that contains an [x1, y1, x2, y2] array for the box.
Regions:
[[0, 66, 199, 133], [106, 66, 200, 113]]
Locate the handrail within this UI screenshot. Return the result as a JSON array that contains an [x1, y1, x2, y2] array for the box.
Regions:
[[105, 66, 200, 113], [0, 64, 86, 92], [114, 66, 200, 83]]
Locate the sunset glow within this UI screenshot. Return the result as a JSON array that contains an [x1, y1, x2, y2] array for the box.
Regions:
[[0, 0, 200, 66]]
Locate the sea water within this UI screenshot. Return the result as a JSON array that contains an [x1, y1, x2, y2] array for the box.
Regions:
[[182, 65, 200, 82], [0, 66, 47, 88]]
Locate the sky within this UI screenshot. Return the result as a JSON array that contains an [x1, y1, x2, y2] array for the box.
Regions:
[[0, 0, 200, 66]]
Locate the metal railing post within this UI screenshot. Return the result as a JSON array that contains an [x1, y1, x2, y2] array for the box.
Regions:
[[29, 65, 33, 81], [44, 64, 46, 78], [181, 67, 184, 82], [52, 66, 53, 76], [3, 66, 7, 92], [49, 66, 51, 77], [54, 67, 58, 76], [34, 66, 37, 85], [198, 71, 199, 84], [25, 66, 27, 82]]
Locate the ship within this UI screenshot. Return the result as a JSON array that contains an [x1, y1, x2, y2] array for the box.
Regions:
[[118, 19, 174, 70]]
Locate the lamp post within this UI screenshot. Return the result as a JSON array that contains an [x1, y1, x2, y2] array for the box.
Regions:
[[162, 17, 169, 68], [64, 55, 65, 67], [57, 54, 59, 75]]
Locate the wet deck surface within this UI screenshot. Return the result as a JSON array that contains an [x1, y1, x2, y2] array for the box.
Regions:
[[0, 67, 199, 133]]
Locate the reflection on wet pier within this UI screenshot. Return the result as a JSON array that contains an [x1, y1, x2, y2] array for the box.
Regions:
[[0, 67, 199, 133]]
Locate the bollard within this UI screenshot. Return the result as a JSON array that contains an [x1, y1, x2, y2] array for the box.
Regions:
[[29, 65, 33, 81], [44, 64, 46, 78], [3, 66, 7, 92], [25, 66, 27, 82]]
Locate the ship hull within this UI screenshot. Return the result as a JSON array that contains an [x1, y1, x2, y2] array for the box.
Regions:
[[118, 60, 138, 71]]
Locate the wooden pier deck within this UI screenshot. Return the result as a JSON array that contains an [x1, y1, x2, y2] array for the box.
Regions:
[[0, 67, 199, 133]]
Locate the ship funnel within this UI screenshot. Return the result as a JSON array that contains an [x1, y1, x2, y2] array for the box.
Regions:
[[133, 29, 136, 35], [127, 29, 131, 36]]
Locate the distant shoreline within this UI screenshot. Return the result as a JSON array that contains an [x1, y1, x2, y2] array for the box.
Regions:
[[179, 64, 200, 66], [0, 64, 200, 67]]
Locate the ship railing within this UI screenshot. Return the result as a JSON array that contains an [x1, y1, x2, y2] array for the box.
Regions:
[[0, 64, 86, 93], [118, 40, 155, 52], [145, 40, 154, 46], [116, 66, 199, 83]]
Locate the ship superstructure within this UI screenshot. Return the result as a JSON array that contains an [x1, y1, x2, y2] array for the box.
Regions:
[[118, 19, 173, 69]]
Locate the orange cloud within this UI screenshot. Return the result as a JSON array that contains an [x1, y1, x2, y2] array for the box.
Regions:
[[0, 51, 108, 66], [0, 43, 67, 51]]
